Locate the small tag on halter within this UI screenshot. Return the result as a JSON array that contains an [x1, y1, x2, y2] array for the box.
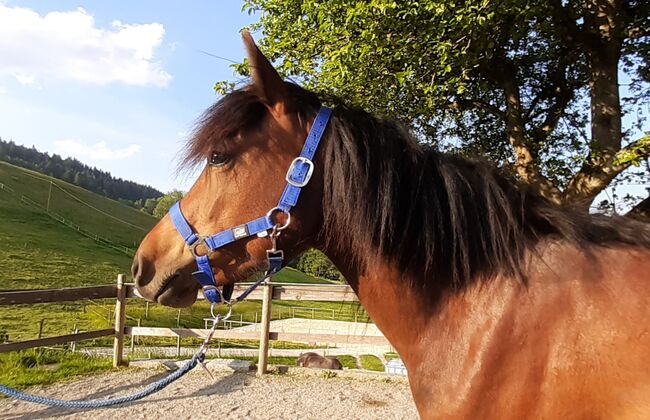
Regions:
[[232, 225, 249, 240], [257, 230, 269, 238]]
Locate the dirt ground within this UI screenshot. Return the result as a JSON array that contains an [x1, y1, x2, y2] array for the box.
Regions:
[[0, 367, 418, 419]]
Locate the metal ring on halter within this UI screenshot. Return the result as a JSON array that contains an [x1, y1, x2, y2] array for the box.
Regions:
[[266, 207, 291, 231], [210, 302, 233, 320], [189, 236, 212, 258]]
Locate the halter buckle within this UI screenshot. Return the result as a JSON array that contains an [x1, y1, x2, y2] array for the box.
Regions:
[[285, 157, 314, 187]]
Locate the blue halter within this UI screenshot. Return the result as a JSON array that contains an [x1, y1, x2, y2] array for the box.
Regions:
[[168, 107, 333, 304]]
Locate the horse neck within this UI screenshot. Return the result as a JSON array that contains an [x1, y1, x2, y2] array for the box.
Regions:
[[321, 239, 521, 367], [322, 243, 526, 416], [320, 246, 440, 368]]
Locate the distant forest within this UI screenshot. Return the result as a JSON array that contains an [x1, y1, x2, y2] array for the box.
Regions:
[[0, 138, 163, 203]]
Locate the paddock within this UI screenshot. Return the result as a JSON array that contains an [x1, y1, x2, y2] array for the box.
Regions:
[[0, 367, 417, 419]]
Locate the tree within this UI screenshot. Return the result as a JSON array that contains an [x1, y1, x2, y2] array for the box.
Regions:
[[296, 249, 345, 281], [153, 190, 184, 219], [230, 0, 650, 211], [0, 138, 163, 202]]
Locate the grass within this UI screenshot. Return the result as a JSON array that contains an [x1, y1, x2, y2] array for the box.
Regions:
[[0, 161, 157, 249], [384, 352, 400, 360], [272, 267, 339, 284], [0, 349, 113, 389], [336, 355, 359, 369], [359, 354, 385, 371]]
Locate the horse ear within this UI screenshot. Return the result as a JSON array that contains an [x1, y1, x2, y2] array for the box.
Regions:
[[241, 30, 286, 109]]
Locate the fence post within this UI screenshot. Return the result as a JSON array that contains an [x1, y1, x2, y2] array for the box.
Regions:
[[257, 282, 273, 376], [176, 335, 181, 357], [131, 318, 140, 354], [46, 181, 52, 213], [113, 274, 127, 367], [71, 324, 78, 352], [37, 319, 45, 339]]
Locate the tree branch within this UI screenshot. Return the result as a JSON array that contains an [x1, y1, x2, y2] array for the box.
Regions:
[[448, 99, 505, 120], [564, 134, 650, 208], [492, 56, 562, 203]]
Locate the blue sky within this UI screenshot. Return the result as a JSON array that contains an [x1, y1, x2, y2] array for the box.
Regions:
[[0, 1, 646, 211], [0, 1, 256, 192]]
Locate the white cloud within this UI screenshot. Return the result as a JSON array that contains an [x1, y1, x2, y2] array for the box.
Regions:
[[13, 73, 35, 86], [0, 5, 171, 87], [54, 139, 141, 160]]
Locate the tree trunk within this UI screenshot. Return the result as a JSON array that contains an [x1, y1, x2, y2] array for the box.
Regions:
[[562, 2, 624, 210], [501, 74, 562, 203]]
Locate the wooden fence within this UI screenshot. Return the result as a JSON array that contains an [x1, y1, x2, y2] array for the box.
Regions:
[[0, 275, 388, 375]]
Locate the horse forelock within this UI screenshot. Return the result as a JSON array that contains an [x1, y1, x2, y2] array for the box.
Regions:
[[179, 83, 321, 172]]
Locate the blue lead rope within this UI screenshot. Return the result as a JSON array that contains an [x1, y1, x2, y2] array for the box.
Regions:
[[0, 352, 202, 409]]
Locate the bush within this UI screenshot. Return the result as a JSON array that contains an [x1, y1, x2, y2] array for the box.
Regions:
[[295, 249, 345, 281]]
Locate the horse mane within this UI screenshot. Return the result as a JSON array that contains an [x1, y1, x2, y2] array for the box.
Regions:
[[184, 82, 650, 289]]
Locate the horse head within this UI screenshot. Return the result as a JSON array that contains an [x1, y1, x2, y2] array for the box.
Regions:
[[132, 32, 325, 307]]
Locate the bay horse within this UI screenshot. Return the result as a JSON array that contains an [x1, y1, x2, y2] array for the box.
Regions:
[[133, 32, 650, 419], [297, 352, 343, 370]]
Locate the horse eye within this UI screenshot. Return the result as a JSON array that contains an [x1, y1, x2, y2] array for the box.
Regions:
[[208, 152, 230, 167]]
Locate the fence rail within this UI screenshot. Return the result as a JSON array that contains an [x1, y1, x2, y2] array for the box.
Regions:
[[0, 276, 385, 374], [0, 285, 117, 305], [0, 329, 115, 353]]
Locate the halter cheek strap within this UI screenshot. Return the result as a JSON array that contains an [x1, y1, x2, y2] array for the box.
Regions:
[[168, 107, 333, 304]]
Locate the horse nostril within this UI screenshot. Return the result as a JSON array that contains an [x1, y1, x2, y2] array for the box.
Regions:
[[131, 254, 142, 282]]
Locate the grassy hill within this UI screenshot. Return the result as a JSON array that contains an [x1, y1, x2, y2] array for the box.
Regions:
[[0, 161, 158, 251], [0, 162, 144, 291], [0, 161, 336, 287]]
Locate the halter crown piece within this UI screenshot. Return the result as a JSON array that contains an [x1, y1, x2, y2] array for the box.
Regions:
[[168, 107, 333, 304]]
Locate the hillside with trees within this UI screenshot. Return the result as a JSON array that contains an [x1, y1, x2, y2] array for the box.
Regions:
[[0, 138, 162, 203]]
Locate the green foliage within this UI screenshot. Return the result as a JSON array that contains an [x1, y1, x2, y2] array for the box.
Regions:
[[295, 249, 344, 281], [153, 190, 184, 219], [141, 197, 159, 215], [359, 354, 384, 371], [232, 0, 650, 206], [0, 349, 112, 389]]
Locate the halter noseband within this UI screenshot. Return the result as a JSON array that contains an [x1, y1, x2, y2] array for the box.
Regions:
[[168, 107, 333, 304]]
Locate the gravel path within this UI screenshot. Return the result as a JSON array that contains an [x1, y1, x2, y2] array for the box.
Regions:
[[0, 368, 418, 419]]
